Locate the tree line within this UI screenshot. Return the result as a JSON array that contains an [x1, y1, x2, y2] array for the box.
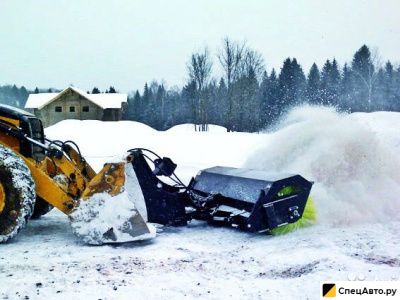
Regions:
[[0, 85, 29, 108], [1, 40, 399, 132], [124, 41, 400, 131]]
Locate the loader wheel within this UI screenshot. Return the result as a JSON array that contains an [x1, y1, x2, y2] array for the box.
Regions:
[[31, 197, 53, 219], [0, 145, 36, 243]]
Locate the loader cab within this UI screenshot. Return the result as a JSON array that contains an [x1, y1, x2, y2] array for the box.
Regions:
[[0, 104, 46, 160]]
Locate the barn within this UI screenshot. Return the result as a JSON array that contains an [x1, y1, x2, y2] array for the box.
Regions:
[[25, 86, 128, 127]]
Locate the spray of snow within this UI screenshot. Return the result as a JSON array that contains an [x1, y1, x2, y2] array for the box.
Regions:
[[245, 105, 400, 225], [69, 163, 155, 245]]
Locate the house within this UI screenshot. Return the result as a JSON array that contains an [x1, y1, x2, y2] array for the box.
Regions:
[[25, 86, 128, 127]]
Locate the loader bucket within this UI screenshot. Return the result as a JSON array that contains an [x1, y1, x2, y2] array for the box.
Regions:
[[69, 162, 155, 245]]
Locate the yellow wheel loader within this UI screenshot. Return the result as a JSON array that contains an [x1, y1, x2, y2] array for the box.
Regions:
[[0, 104, 315, 245]]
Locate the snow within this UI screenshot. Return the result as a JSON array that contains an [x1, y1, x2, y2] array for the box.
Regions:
[[25, 86, 127, 109], [25, 93, 58, 109], [245, 106, 400, 225], [1, 106, 400, 299], [45, 120, 262, 172], [0, 145, 36, 243], [167, 123, 227, 134], [70, 164, 156, 245]]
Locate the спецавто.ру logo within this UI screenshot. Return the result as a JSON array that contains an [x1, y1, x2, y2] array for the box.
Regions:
[[322, 283, 336, 298]]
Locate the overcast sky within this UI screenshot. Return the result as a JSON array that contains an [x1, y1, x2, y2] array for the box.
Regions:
[[0, 0, 399, 93]]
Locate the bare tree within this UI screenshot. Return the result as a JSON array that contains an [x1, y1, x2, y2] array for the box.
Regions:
[[187, 48, 213, 131], [188, 48, 212, 91], [217, 37, 247, 131], [217, 38, 265, 131], [242, 49, 265, 81], [218, 37, 246, 88]]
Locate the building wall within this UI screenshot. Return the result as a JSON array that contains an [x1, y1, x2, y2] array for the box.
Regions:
[[34, 90, 109, 127], [102, 108, 122, 121]]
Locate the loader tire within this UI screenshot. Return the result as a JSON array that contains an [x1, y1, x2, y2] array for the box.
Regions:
[[0, 145, 36, 243], [31, 197, 53, 219]]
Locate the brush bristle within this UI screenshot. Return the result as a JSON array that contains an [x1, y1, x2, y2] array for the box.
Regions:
[[271, 197, 317, 235]]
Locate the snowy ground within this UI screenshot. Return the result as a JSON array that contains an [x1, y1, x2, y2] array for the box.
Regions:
[[1, 106, 400, 299]]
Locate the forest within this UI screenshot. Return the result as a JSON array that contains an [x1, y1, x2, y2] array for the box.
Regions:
[[1, 41, 399, 132]]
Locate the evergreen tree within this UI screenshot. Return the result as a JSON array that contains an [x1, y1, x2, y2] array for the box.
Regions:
[[233, 67, 259, 132], [383, 61, 396, 110], [92, 87, 100, 94], [0, 85, 29, 107], [330, 59, 341, 107], [395, 67, 400, 111], [19, 86, 29, 107], [374, 67, 386, 110], [133, 90, 142, 120], [340, 63, 354, 111], [320, 59, 341, 106], [267, 69, 280, 125], [156, 84, 166, 129], [11, 85, 20, 106], [306, 63, 322, 105], [142, 82, 161, 129], [124, 90, 141, 120], [181, 80, 197, 124], [258, 71, 270, 128], [217, 77, 228, 118], [351, 45, 376, 111], [278, 58, 306, 112], [142, 83, 151, 124], [259, 69, 280, 128]]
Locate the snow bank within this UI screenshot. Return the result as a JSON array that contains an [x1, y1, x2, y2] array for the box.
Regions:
[[245, 105, 400, 225], [46, 119, 157, 135], [167, 123, 227, 133], [46, 119, 263, 172]]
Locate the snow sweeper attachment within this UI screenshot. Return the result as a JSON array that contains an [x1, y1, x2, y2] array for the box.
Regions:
[[128, 149, 314, 233]]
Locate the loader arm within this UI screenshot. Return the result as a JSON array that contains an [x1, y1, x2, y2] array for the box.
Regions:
[[0, 113, 123, 214]]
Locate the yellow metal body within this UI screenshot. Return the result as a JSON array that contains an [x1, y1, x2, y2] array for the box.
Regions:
[[0, 114, 126, 215], [81, 163, 126, 199], [0, 182, 5, 214], [0, 116, 20, 153]]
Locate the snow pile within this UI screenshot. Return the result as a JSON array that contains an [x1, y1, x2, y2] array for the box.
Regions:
[[167, 123, 227, 134], [45, 119, 157, 136], [45, 119, 262, 172], [69, 164, 155, 245], [245, 105, 400, 225]]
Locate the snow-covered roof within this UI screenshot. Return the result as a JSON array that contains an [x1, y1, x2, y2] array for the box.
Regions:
[[25, 87, 127, 110]]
